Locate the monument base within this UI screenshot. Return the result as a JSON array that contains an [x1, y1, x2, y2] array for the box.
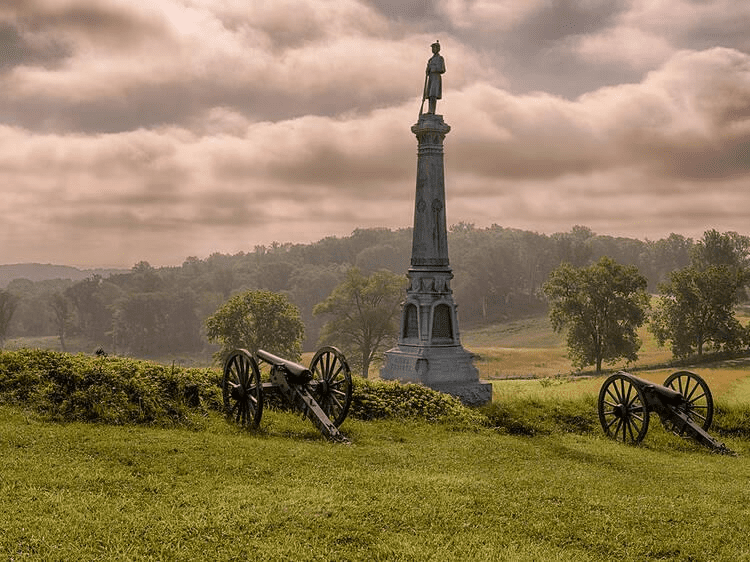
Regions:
[[380, 344, 492, 406]]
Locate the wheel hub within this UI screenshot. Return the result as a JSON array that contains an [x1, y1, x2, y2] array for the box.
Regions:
[[613, 403, 627, 419], [231, 384, 246, 401]]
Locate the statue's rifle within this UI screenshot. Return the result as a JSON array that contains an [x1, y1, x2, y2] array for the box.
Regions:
[[419, 72, 428, 115]]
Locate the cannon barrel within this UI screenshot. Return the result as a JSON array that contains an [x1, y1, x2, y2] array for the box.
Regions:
[[256, 349, 313, 384]]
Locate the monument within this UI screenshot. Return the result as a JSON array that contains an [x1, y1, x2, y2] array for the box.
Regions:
[[380, 42, 492, 406]]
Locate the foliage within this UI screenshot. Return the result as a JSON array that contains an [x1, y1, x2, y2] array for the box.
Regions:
[[0, 226, 732, 362], [48, 291, 72, 352], [349, 377, 486, 426], [0, 349, 221, 427], [690, 228, 750, 273], [205, 289, 304, 362], [113, 290, 202, 355], [650, 230, 750, 359], [0, 289, 19, 346], [650, 265, 749, 358], [64, 275, 121, 342], [314, 268, 405, 378], [543, 256, 650, 373]]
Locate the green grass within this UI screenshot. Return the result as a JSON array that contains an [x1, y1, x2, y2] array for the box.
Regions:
[[3, 312, 750, 559], [2, 406, 749, 561]]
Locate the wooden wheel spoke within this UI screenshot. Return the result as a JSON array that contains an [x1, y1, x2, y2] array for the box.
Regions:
[[685, 383, 701, 402], [599, 374, 649, 445], [222, 350, 263, 428], [309, 347, 352, 427], [664, 371, 713, 432]]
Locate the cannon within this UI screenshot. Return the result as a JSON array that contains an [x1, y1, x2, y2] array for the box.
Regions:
[[222, 346, 353, 443], [597, 370, 732, 454]]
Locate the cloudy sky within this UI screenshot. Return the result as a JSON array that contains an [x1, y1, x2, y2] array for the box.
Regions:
[[2, 0, 749, 268]]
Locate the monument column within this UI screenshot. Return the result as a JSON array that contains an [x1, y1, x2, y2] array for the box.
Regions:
[[380, 42, 492, 406]]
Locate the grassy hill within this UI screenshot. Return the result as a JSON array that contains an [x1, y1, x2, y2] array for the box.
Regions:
[[1, 405, 748, 561], [2, 313, 750, 559]]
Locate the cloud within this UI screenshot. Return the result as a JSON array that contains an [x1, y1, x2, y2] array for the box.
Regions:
[[1, 0, 749, 267], [573, 26, 674, 69]]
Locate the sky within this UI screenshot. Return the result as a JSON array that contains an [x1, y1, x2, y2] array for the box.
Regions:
[[1, 0, 749, 269]]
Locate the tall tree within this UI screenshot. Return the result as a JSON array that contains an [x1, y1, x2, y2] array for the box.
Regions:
[[313, 268, 406, 378], [205, 290, 305, 362], [543, 257, 650, 373], [0, 290, 19, 347], [49, 292, 72, 352]]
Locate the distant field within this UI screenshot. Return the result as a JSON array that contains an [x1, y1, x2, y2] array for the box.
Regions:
[[462, 314, 677, 380]]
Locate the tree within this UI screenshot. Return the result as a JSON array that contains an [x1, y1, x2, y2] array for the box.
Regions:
[[543, 256, 650, 373], [205, 290, 305, 362], [650, 265, 748, 358], [113, 291, 202, 355], [691, 229, 750, 271], [313, 268, 406, 378], [49, 292, 72, 352], [650, 230, 750, 359], [0, 290, 19, 347]]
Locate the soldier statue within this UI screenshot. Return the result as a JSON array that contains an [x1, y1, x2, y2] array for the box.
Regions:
[[423, 41, 445, 115]]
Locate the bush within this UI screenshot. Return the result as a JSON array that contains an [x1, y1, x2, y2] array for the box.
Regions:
[[349, 377, 487, 427], [0, 349, 222, 427]]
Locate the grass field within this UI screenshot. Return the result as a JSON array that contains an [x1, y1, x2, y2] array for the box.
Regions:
[[463, 314, 678, 380], [3, 313, 750, 560], [2, 406, 749, 561]]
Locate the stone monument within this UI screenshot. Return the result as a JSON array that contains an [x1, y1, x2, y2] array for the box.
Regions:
[[380, 42, 492, 406]]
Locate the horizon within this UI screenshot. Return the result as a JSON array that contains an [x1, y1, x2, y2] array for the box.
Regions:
[[2, 1, 749, 269]]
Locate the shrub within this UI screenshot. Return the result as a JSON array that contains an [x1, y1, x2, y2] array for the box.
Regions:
[[0, 349, 222, 427], [349, 377, 487, 427]]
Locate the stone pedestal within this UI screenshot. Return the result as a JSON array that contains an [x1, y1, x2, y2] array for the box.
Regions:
[[380, 114, 492, 406]]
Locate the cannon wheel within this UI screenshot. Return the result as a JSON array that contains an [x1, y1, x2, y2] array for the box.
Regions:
[[598, 373, 650, 444], [663, 370, 713, 431], [309, 346, 353, 427], [223, 349, 264, 428]]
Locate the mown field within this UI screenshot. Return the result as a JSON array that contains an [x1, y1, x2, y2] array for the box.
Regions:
[[2, 313, 750, 561]]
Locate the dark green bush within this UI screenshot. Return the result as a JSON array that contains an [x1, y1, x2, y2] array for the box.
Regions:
[[0, 349, 222, 427]]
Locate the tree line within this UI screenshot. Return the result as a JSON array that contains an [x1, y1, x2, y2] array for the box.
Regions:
[[1, 225, 745, 371]]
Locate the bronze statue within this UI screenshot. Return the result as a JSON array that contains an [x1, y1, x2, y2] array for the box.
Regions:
[[421, 41, 445, 115]]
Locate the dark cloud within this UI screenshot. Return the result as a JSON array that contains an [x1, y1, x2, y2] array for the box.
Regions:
[[10, 0, 167, 47], [0, 22, 70, 71]]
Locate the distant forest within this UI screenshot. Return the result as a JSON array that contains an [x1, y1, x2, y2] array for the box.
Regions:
[[3, 225, 698, 358]]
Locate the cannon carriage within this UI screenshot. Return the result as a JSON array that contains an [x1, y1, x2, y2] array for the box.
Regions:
[[597, 370, 731, 453], [222, 346, 353, 443]]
